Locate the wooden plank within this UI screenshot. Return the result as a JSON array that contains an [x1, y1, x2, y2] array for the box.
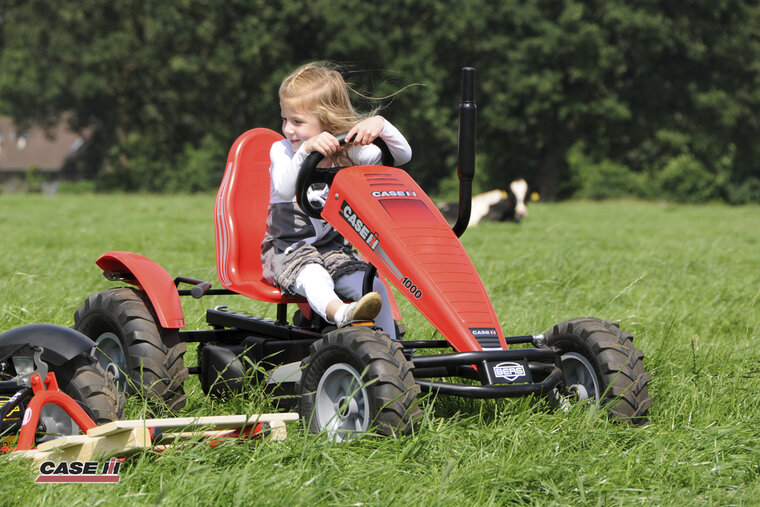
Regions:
[[37, 434, 90, 452], [7, 412, 299, 463], [63, 427, 151, 461], [5, 449, 54, 463], [155, 429, 240, 444], [10, 428, 152, 464], [268, 420, 288, 441], [87, 413, 299, 437]]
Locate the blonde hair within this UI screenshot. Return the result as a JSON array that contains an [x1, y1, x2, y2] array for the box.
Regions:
[[279, 61, 365, 135]]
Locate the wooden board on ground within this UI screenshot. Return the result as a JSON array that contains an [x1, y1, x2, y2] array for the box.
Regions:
[[7, 412, 299, 464], [87, 413, 298, 437]]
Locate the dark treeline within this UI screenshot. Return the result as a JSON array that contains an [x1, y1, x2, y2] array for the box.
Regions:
[[1, 0, 759, 202]]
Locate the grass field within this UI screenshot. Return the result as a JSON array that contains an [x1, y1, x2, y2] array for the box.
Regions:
[[1, 194, 759, 505]]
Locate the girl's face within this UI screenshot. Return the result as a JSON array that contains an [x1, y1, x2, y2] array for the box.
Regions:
[[280, 101, 324, 151]]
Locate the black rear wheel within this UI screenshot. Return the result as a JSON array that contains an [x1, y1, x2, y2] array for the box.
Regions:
[[545, 318, 652, 425], [74, 287, 188, 411], [55, 355, 125, 424], [36, 355, 124, 444], [297, 327, 421, 441]]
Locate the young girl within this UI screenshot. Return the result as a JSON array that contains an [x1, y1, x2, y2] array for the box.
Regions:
[[261, 62, 412, 338]]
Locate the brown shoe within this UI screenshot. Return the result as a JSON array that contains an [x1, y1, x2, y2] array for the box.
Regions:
[[338, 292, 382, 327]]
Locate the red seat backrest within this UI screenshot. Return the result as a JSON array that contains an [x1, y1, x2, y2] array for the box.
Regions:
[[214, 128, 304, 303], [215, 127, 401, 321]]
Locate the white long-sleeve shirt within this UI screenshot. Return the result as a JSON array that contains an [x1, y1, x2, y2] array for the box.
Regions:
[[263, 118, 412, 253], [268, 118, 412, 204]]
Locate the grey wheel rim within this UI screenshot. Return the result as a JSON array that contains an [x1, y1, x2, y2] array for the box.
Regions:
[[37, 404, 80, 443], [315, 363, 370, 442], [92, 332, 126, 392], [561, 352, 600, 402]]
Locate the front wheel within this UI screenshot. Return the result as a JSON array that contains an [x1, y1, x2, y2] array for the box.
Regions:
[[297, 327, 421, 442], [74, 287, 188, 411], [36, 355, 124, 444], [545, 318, 652, 425]]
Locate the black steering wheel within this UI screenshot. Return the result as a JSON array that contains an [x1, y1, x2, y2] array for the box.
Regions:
[[296, 133, 394, 219]]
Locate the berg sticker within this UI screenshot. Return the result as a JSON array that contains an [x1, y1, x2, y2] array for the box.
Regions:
[[493, 362, 527, 383]]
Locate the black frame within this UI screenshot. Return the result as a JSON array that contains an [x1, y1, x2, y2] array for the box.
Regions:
[[177, 304, 565, 399]]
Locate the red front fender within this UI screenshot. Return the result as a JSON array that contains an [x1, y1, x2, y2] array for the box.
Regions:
[[96, 251, 185, 329]]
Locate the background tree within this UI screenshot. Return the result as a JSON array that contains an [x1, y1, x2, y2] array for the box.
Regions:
[[1, 0, 758, 201]]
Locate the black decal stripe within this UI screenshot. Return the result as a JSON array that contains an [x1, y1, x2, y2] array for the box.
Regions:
[[476, 337, 501, 348]]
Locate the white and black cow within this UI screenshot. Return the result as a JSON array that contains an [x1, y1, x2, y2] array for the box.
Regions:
[[437, 179, 536, 227]]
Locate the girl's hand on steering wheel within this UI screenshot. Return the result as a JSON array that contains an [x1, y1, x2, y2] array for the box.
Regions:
[[303, 132, 341, 158], [346, 116, 385, 146]]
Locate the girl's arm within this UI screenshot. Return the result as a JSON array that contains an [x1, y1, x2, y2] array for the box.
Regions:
[[269, 141, 309, 201], [347, 116, 412, 166], [270, 134, 342, 201], [271, 117, 412, 201]]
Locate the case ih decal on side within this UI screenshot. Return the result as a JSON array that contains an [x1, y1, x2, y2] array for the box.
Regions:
[[341, 201, 380, 250], [340, 200, 405, 281]]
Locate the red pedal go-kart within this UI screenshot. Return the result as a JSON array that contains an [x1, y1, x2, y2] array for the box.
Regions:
[[74, 68, 651, 440]]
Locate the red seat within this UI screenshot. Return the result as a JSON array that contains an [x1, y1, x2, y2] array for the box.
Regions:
[[215, 127, 401, 321], [214, 128, 305, 303]]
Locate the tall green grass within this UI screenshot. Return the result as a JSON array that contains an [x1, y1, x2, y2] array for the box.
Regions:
[[1, 195, 759, 505]]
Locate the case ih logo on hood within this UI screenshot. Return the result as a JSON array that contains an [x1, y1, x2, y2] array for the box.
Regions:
[[371, 190, 417, 197], [341, 201, 379, 250], [470, 328, 498, 338]]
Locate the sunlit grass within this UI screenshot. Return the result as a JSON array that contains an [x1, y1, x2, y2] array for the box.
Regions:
[[1, 195, 758, 504]]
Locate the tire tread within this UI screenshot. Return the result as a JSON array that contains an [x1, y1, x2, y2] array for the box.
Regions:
[[297, 327, 421, 438], [546, 317, 652, 424], [74, 287, 187, 411]]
